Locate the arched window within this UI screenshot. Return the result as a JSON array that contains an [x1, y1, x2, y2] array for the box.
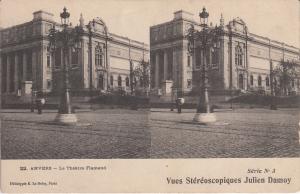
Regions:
[[292, 79, 295, 87], [258, 75, 262, 86], [118, 75, 122, 87], [95, 45, 103, 67], [250, 75, 253, 86], [110, 75, 114, 87], [125, 77, 129, 87], [235, 46, 243, 66], [266, 77, 270, 87]]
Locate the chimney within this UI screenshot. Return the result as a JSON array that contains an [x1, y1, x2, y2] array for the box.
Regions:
[[33, 10, 54, 21], [173, 10, 194, 21]]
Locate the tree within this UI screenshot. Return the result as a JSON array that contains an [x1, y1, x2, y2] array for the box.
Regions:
[[272, 60, 299, 96], [132, 60, 150, 96]]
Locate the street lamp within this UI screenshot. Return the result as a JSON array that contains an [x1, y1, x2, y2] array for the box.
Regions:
[[86, 21, 94, 107], [187, 7, 223, 123], [49, 7, 83, 124], [269, 60, 277, 110], [130, 59, 134, 95]]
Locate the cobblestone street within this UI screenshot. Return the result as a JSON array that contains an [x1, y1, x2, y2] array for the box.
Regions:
[[1, 109, 151, 159], [1, 108, 299, 159], [150, 108, 300, 158]]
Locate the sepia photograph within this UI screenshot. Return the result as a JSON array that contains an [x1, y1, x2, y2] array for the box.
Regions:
[[1, 0, 300, 192], [0, 0, 299, 160]]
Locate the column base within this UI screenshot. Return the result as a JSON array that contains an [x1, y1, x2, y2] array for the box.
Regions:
[[193, 113, 217, 124], [55, 113, 78, 125]]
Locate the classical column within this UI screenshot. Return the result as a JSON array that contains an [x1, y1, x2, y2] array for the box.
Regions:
[[23, 51, 27, 82], [14, 53, 19, 92], [155, 52, 159, 88], [172, 49, 177, 89], [32, 50, 37, 90], [0, 54, 2, 104], [6, 54, 10, 93], [163, 50, 168, 81]]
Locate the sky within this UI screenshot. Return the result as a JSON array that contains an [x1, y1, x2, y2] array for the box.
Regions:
[[0, 0, 299, 48]]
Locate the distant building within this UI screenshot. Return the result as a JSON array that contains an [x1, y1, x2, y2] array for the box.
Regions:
[[150, 10, 300, 96], [0, 10, 149, 103]]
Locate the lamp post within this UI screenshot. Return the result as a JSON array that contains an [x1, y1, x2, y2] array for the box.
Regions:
[[86, 21, 94, 107], [49, 7, 83, 124], [170, 86, 174, 111], [130, 59, 134, 95], [187, 7, 223, 123], [270, 60, 277, 110]]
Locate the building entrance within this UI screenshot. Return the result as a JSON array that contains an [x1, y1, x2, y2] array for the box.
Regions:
[[239, 74, 244, 89], [98, 74, 104, 90]]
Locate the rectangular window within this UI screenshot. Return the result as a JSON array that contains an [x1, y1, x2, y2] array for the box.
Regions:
[[95, 50, 103, 67], [99, 55, 103, 66], [47, 55, 50, 68], [187, 79, 192, 88], [110, 76, 114, 87], [47, 80, 52, 89], [266, 77, 270, 87], [187, 55, 191, 67]]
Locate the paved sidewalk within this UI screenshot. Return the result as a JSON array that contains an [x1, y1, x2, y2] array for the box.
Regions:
[[1, 108, 299, 159]]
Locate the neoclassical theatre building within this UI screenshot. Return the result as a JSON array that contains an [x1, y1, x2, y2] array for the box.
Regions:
[[150, 10, 300, 96], [0, 10, 149, 102]]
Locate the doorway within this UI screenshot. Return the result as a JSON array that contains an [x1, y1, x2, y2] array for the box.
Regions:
[[98, 74, 104, 90], [238, 74, 244, 89]]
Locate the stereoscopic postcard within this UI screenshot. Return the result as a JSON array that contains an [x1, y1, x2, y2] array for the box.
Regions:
[[0, 0, 299, 193]]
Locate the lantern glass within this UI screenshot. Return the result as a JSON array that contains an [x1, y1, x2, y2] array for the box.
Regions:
[[199, 7, 209, 27]]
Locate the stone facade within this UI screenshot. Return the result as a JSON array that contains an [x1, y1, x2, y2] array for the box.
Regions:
[[150, 10, 300, 96], [0, 10, 149, 102]]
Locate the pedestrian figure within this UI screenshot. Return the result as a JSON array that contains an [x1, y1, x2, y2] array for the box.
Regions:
[[177, 97, 184, 113], [36, 93, 45, 114]]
